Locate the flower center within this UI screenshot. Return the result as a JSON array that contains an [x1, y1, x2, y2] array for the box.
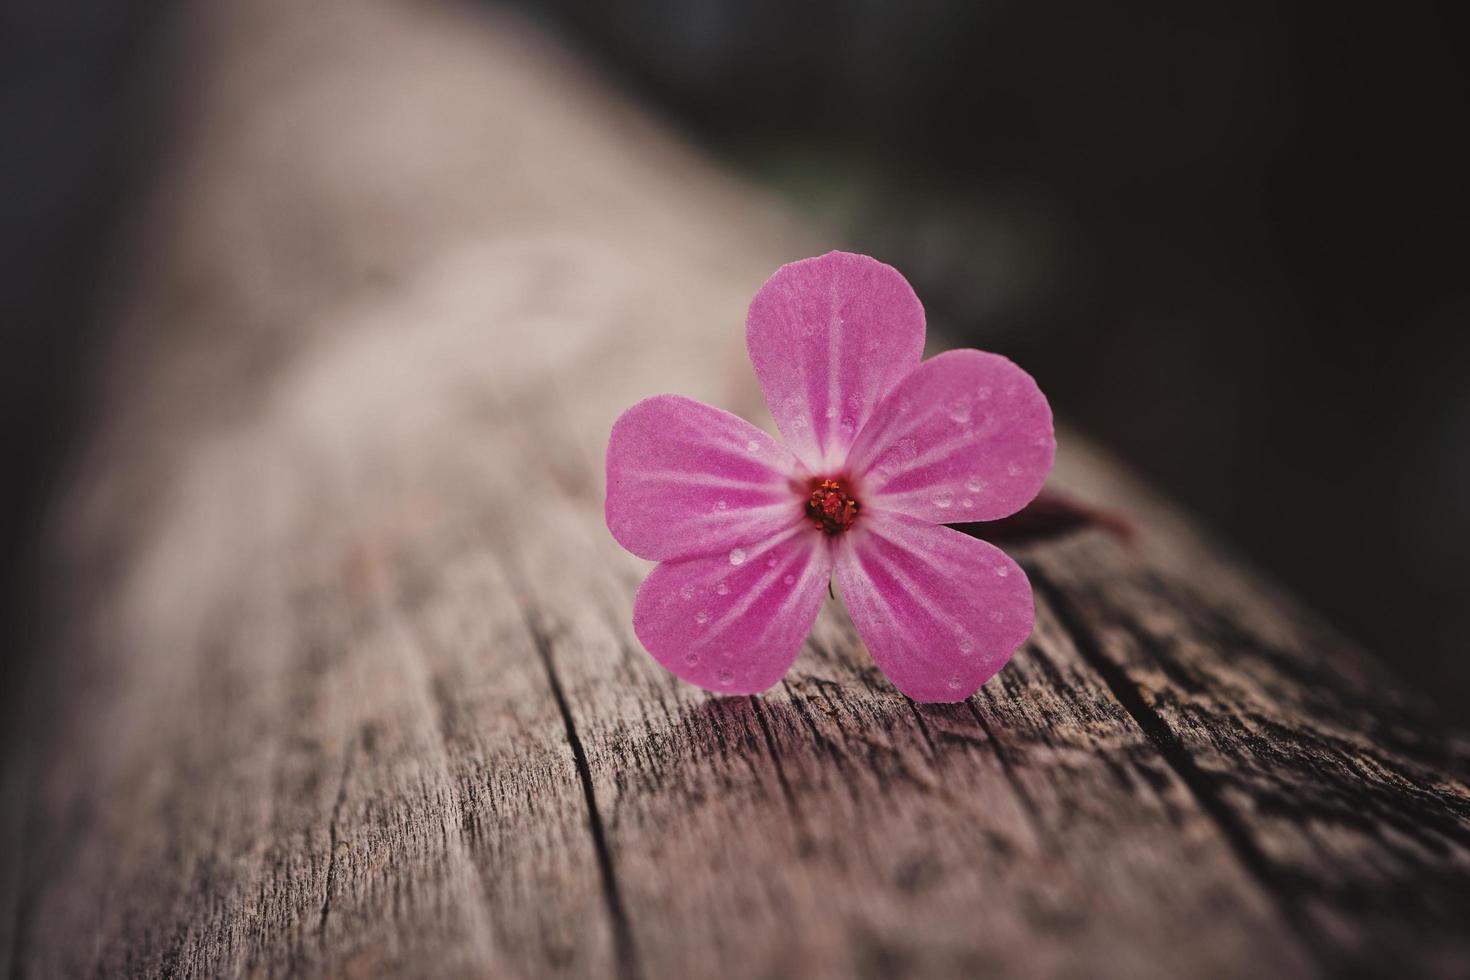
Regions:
[[806, 477, 861, 535]]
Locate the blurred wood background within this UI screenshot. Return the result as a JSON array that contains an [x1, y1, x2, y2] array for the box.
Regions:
[[3, 1, 1468, 977]]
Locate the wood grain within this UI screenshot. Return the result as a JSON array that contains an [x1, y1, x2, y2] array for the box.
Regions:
[[4, 1, 1468, 978]]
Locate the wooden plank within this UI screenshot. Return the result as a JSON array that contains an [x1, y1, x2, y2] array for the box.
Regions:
[[1029, 453, 1470, 976], [4, 1, 1469, 978], [513, 510, 1314, 977]]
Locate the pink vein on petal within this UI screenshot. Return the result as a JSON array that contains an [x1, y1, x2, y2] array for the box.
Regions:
[[747, 251, 925, 472], [606, 394, 804, 562], [847, 349, 1055, 524], [633, 527, 832, 695], [835, 512, 1035, 702], [701, 524, 808, 642]]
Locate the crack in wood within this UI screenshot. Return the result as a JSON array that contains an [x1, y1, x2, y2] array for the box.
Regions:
[[317, 738, 356, 941], [904, 701, 940, 761], [1028, 566, 1329, 969], [526, 613, 642, 980], [749, 696, 799, 816], [966, 701, 1045, 830]]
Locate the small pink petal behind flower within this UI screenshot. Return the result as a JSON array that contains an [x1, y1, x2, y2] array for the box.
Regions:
[[634, 528, 833, 695], [746, 251, 925, 472], [847, 349, 1054, 525], [607, 395, 804, 562], [835, 512, 1035, 703]]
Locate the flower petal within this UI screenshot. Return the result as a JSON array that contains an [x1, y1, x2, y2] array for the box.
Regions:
[[606, 395, 805, 562], [846, 349, 1054, 524], [633, 526, 833, 694], [835, 513, 1034, 702], [746, 251, 926, 472]]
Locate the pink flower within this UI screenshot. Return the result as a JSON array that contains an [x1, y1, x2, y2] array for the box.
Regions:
[[606, 252, 1055, 703]]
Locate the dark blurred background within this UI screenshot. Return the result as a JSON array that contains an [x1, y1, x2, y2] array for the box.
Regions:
[[3, 1, 1467, 718]]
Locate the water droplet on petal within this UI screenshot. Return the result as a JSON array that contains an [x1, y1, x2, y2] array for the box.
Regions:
[[1006, 462, 1022, 478], [989, 610, 1005, 624], [932, 489, 955, 509], [947, 399, 972, 423], [714, 499, 728, 511], [747, 440, 761, 453], [995, 566, 1009, 578], [876, 441, 915, 474], [840, 417, 856, 434], [766, 556, 778, 568], [685, 652, 700, 666], [728, 548, 747, 566], [946, 673, 963, 691], [958, 636, 975, 655], [717, 668, 735, 685], [695, 610, 710, 625], [825, 406, 837, 419], [791, 417, 806, 430], [966, 476, 984, 493], [679, 584, 695, 601], [715, 581, 730, 596], [783, 574, 795, 586], [962, 498, 974, 509]]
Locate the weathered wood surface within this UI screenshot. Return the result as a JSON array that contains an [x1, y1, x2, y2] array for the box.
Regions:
[[4, 1, 1469, 978]]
